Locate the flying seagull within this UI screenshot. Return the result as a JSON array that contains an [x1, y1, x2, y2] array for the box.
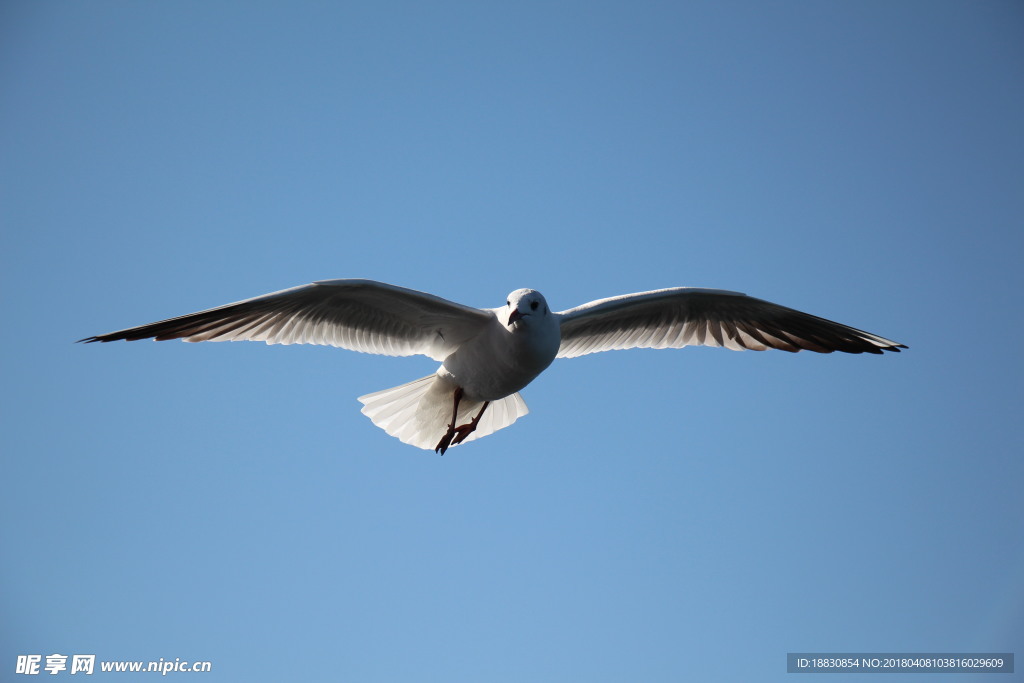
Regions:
[[80, 279, 905, 453]]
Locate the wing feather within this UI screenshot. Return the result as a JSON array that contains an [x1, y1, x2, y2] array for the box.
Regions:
[[79, 279, 492, 361], [557, 288, 905, 357]]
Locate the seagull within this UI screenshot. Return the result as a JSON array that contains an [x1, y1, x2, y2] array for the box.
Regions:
[[80, 279, 906, 453]]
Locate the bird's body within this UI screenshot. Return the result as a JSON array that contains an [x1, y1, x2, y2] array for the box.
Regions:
[[81, 280, 905, 452], [440, 289, 561, 402]]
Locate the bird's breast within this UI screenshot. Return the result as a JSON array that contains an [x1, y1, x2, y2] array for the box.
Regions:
[[440, 319, 559, 401]]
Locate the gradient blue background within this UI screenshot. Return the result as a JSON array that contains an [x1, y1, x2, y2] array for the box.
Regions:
[[3, 2, 1022, 681]]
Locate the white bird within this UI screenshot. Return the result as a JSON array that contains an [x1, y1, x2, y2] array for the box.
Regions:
[[80, 279, 906, 453]]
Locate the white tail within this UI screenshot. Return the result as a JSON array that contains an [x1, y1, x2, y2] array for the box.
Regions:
[[357, 374, 529, 450]]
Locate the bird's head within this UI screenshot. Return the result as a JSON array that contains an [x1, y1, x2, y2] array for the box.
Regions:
[[505, 289, 550, 328]]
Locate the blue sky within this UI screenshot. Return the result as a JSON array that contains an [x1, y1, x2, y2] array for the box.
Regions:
[[2, 1, 1022, 681]]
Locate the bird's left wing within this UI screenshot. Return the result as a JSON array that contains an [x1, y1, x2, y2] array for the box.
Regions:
[[79, 279, 493, 361], [556, 287, 905, 358]]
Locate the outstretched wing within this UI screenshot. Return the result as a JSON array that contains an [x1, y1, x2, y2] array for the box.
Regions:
[[557, 287, 905, 358], [79, 279, 493, 361]]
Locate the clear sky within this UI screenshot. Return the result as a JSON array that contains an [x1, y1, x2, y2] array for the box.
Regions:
[[2, 1, 1022, 681]]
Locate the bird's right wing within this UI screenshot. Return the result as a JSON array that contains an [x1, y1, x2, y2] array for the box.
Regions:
[[79, 279, 493, 361]]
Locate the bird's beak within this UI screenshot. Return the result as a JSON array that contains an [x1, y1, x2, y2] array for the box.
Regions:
[[508, 309, 523, 325]]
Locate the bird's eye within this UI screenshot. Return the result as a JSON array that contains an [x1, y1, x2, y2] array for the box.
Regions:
[[506, 300, 510, 307], [530, 301, 539, 310]]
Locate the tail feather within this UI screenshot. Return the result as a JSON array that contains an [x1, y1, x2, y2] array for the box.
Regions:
[[357, 374, 529, 451], [374, 382, 430, 429]]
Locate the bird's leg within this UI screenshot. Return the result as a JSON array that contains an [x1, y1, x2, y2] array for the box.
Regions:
[[450, 401, 490, 446], [434, 387, 465, 455]]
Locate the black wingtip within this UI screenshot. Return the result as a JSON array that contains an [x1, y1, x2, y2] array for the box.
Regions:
[[77, 334, 125, 344]]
